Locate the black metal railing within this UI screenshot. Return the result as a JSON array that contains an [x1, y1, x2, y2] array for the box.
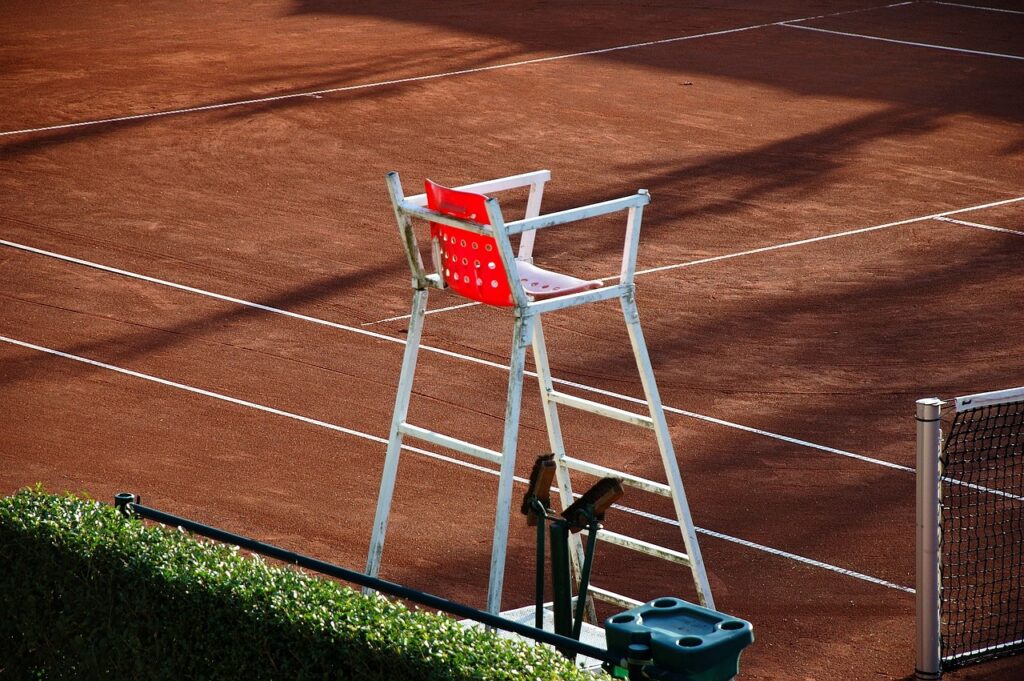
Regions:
[[113, 493, 624, 670]]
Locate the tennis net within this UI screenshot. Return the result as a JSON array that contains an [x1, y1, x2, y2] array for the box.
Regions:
[[916, 387, 1024, 678], [941, 388, 1024, 667]]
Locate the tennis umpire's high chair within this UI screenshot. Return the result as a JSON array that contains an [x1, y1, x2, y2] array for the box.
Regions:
[[366, 170, 714, 617]]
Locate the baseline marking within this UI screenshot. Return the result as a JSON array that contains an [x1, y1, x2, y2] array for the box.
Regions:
[[365, 195, 1024, 324], [0, 234, 929, 476], [3, 191, 1022, 478], [1, 2, 911, 138], [931, 1, 1024, 15], [781, 23, 1024, 61], [936, 215, 1024, 236], [616, 503, 914, 593], [366, 301, 480, 326], [0, 333, 914, 593], [554, 374, 1023, 502]]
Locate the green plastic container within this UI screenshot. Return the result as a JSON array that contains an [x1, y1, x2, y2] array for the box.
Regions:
[[604, 597, 753, 681]]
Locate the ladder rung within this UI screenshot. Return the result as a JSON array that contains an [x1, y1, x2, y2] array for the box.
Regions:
[[584, 528, 690, 565], [398, 423, 503, 465], [588, 585, 643, 609], [547, 390, 654, 429], [562, 456, 672, 497]]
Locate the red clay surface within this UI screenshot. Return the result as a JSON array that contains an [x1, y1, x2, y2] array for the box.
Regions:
[[2, 1, 1023, 679]]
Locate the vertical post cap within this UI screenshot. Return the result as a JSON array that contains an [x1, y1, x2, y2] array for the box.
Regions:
[[114, 492, 137, 516], [916, 397, 943, 420]]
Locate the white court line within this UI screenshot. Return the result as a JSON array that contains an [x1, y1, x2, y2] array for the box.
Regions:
[[0, 333, 914, 593], [553, 374, 1024, 502], [0, 233, 935, 476], [555, 375, 910, 473], [615, 503, 914, 593], [365, 194, 1024, 324], [367, 301, 480, 326], [0, 2, 911, 138], [6, 194, 1024, 494], [3, 191, 1023, 477], [781, 23, 1024, 61], [944, 636, 1024, 663], [931, 1, 1024, 15], [630, 197, 1024, 275], [936, 215, 1024, 236], [0, 22, 793, 138]]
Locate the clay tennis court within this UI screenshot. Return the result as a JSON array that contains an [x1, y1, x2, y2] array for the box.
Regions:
[[2, 1, 1022, 678]]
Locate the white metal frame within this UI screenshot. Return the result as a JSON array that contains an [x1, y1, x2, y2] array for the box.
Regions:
[[366, 170, 714, 616]]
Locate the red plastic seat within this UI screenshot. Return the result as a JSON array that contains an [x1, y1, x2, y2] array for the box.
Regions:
[[425, 179, 601, 306]]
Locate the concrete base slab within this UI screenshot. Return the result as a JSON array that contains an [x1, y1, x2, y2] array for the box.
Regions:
[[461, 601, 609, 673]]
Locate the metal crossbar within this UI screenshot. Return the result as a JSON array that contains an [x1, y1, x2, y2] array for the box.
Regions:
[[398, 423, 504, 465], [586, 528, 691, 565], [587, 585, 643, 610], [504, 194, 650, 235], [562, 456, 673, 497], [547, 390, 655, 429]]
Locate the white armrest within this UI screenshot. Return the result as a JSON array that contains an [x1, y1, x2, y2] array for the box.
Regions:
[[404, 169, 551, 207], [505, 191, 650, 235]]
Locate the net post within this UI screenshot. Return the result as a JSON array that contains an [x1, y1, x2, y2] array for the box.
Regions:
[[915, 397, 943, 680]]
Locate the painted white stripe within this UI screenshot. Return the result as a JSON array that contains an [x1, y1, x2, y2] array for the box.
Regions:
[[0, 236, 915, 475], [0, 1, 916, 139], [365, 301, 479, 326], [567, 379, 1024, 500], [0, 333, 912, 592], [943, 636, 1024, 662], [0, 336, 384, 443], [7, 237, 1020, 505], [0, 23, 777, 138], [781, 22, 1024, 61], [5, 196, 1023, 477], [0, 237, 414, 349], [613, 502, 915, 593], [775, 1, 914, 25], [551, 376, 913, 473], [931, 1, 1024, 15], [363, 195, 1024, 323], [630, 196, 1024, 277], [936, 215, 1024, 236]]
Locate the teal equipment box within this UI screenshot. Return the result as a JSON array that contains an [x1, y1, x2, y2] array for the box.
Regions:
[[605, 597, 753, 681]]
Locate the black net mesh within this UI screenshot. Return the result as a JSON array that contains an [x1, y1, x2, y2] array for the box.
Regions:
[[940, 397, 1024, 668]]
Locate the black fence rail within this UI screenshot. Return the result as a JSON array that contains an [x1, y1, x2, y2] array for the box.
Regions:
[[113, 493, 625, 671]]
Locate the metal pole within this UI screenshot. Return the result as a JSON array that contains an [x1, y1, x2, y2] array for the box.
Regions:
[[916, 397, 943, 680], [572, 520, 601, 641], [620, 288, 714, 610], [486, 313, 534, 614], [365, 288, 429, 586], [532, 499, 547, 630], [549, 520, 574, 641], [530, 317, 597, 623], [516, 179, 547, 262]]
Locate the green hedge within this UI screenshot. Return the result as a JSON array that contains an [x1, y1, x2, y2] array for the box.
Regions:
[[0, 488, 593, 680]]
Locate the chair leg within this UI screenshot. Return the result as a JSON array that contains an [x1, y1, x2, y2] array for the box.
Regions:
[[365, 288, 429, 587], [486, 313, 534, 615], [531, 317, 598, 623], [620, 288, 715, 610]]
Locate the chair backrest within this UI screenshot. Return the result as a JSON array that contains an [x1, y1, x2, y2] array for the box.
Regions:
[[425, 179, 515, 307]]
